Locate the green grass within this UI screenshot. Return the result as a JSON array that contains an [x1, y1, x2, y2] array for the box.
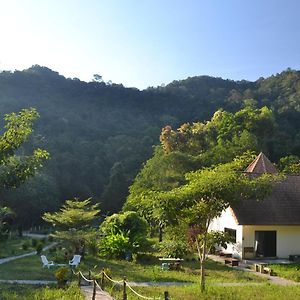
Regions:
[[4, 250, 300, 300], [268, 263, 300, 282], [108, 284, 300, 300], [0, 236, 41, 258], [0, 283, 84, 300], [0, 252, 265, 284], [77, 255, 265, 284], [0, 255, 56, 280]]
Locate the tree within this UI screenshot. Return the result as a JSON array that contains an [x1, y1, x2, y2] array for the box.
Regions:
[[158, 156, 278, 292], [0, 108, 49, 235], [124, 106, 274, 239], [43, 198, 100, 255], [0, 206, 15, 241], [124, 147, 197, 240], [0, 108, 49, 191]]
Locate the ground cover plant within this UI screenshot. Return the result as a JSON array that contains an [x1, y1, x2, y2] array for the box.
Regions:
[[0, 235, 47, 258], [110, 284, 300, 300], [0, 283, 84, 300], [267, 263, 300, 282]]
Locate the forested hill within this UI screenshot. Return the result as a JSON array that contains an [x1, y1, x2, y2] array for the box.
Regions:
[[1, 65, 300, 226]]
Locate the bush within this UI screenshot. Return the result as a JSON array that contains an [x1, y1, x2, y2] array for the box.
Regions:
[[99, 211, 150, 259], [31, 239, 38, 247], [36, 242, 44, 255], [22, 241, 30, 251], [159, 239, 189, 258], [99, 232, 131, 259], [55, 267, 70, 288]]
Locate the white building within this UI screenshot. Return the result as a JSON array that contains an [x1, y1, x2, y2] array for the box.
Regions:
[[210, 153, 300, 260]]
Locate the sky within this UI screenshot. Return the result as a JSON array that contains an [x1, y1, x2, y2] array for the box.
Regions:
[[0, 0, 300, 89]]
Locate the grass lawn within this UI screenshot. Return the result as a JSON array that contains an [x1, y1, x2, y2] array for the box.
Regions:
[[268, 263, 300, 282], [0, 255, 56, 280], [0, 283, 84, 300], [108, 284, 300, 300], [1, 251, 300, 299], [0, 251, 265, 284], [78, 255, 266, 284], [0, 235, 46, 258]]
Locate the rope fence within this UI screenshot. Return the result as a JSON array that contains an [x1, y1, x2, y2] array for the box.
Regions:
[[73, 269, 170, 300]]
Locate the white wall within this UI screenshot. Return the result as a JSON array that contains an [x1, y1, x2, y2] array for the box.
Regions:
[[209, 208, 243, 259], [243, 225, 300, 258]]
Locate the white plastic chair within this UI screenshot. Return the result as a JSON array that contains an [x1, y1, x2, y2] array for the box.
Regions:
[[41, 255, 55, 268], [69, 254, 81, 267]]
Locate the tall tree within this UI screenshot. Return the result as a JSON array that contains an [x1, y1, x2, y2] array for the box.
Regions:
[[0, 108, 49, 191], [43, 198, 100, 255], [158, 156, 278, 292]]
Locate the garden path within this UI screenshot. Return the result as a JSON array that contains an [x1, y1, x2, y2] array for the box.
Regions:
[[80, 286, 115, 300], [0, 242, 57, 265]]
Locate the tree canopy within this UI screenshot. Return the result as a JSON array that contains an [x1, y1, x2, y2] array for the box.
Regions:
[[1, 66, 300, 224], [43, 198, 100, 254]]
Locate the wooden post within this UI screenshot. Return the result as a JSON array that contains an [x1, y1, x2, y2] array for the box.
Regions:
[[92, 280, 97, 300], [77, 272, 81, 287], [123, 276, 127, 300], [101, 268, 105, 290], [164, 291, 170, 300]]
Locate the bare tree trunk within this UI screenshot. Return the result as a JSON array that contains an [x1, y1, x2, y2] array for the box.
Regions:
[[158, 224, 163, 242], [200, 237, 206, 293], [196, 234, 207, 293]]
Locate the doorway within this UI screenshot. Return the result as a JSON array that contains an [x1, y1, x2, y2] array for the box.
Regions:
[[255, 231, 277, 257]]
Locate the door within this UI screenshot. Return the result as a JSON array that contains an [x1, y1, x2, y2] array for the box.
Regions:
[[255, 231, 277, 257]]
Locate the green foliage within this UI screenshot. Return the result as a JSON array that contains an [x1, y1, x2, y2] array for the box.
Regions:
[[0, 206, 14, 241], [22, 241, 30, 251], [159, 239, 189, 258], [278, 155, 300, 174], [0, 284, 84, 300], [99, 211, 150, 258], [99, 231, 131, 259], [0, 108, 49, 191], [2, 67, 300, 225], [43, 198, 100, 254], [35, 242, 43, 255]]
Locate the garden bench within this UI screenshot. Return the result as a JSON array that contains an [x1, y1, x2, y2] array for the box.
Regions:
[[224, 257, 239, 267], [159, 258, 184, 270], [219, 252, 232, 258]]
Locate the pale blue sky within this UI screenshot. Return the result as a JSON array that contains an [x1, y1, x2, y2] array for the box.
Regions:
[[0, 0, 300, 89]]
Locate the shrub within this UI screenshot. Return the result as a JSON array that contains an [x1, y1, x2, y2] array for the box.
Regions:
[[159, 239, 189, 258], [55, 267, 70, 288], [31, 239, 38, 247], [99, 232, 131, 259], [36, 242, 44, 255], [22, 241, 30, 251], [99, 211, 150, 259]]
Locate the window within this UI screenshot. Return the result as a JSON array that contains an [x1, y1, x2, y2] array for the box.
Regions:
[[224, 227, 237, 243]]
